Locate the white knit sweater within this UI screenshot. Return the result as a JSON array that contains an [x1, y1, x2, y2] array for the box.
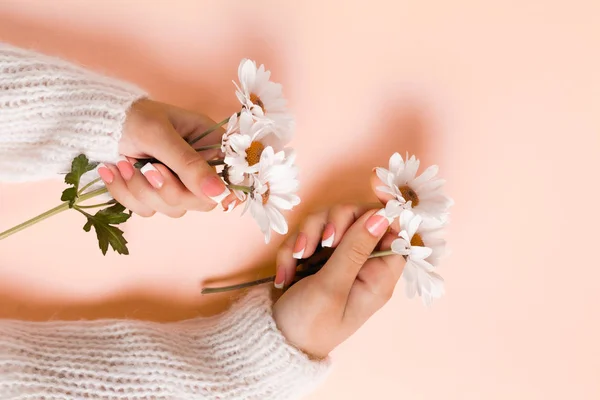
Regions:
[[0, 43, 330, 399]]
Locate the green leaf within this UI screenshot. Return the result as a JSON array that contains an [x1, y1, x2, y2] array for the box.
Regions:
[[60, 187, 78, 205], [80, 203, 132, 256], [64, 154, 98, 190], [94, 203, 132, 225]]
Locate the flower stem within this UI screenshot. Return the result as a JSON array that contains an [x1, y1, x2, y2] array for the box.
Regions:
[[201, 248, 402, 294], [188, 115, 233, 146], [195, 144, 222, 151], [77, 200, 116, 209], [368, 250, 397, 259], [201, 276, 276, 294], [227, 184, 252, 193], [208, 159, 226, 167], [0, 202, 70, 240], [78, 177, 101, 195], [0, 187, 108, 240]]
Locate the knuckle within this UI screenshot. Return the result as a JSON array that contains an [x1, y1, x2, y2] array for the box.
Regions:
[[196, 201, 217, 212], [137, 209, 156, 218], [168, 210, 187, 219], [182, 153, 207, 171], [345, 243, 371, 266], [334, 203, 356, 217], [161, 190, 181, 207]]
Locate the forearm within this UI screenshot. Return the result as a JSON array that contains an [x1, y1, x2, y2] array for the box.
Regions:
[[0, 42, 146, 182], [0, 288, 330, 399]]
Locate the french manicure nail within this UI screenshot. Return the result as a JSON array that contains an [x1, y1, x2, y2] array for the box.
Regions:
[[274, 267, 285, 289], [97, 164, 114, 184], [202, 176, 230, 203], [365, 209, 392, 237], [141, 163, 164, 189], [116, 156, 135, 181], [293, 233, 307, 259], [321, 223, 335, 248], [224, 200, 236, 213]]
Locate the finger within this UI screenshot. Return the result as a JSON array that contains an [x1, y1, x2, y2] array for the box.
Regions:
[[323, 204, 372, 248], [345, 233, 405, 323], [316, 208, 393, 296], [221, 192, 240, 213], [293, 209, 329, 261], [127, 165, 186, 218], [142, 122, 229, 208], [97, 163, 155, 217], [164, 104, 225, 146], [370, 171, 401, 233], [151, 163, 213, 212], [275, 231, 299, 288]]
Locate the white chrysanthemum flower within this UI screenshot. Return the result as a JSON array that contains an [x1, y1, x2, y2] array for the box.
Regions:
[[376, 153, 453, 219], [234, 59, 294, 141], [222, 110, 289, 184], [391, 210, 446, 305], [246, 146, 300, 243]]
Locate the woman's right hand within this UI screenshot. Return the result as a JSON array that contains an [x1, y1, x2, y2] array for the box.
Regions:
[[272, 205, 405, 359]]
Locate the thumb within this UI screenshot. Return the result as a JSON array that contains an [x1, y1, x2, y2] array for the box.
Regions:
[[316, 208, 392, 297], [147, 123, 230, 206]]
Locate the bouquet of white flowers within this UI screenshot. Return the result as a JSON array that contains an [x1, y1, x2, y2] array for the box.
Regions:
[[0, 59, 453, 305]]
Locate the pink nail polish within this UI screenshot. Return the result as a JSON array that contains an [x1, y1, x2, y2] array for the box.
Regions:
[[321, 223, 335, 248], [201, 176, 230, 203], [274, 267, 285, 289], [141, 163, 164, 189], [116, 157, 135, 181], [97, 164, 114, 184], [365, 209, 392, 237], [293, 233, 307, 259]]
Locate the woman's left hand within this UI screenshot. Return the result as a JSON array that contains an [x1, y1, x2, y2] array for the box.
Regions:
[[272, 204, 405, 359], [97, 99, 231, 218]]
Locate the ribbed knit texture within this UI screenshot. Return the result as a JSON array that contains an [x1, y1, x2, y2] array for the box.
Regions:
[[0, 43, 331, 399], [0, 289, 330, 399], [0, 42, 146, 182]]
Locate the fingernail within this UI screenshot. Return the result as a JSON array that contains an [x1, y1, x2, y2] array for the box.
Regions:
[[97, 164, 114, 184], [223, 200, 236, 213], [116, 156, 135, 181], [293, 233, 307, 259], [321, 223, 335, 248], [274, 267, 285, 289], [365, 209, 392, 237], [202, 176, 230, 203], [141, 163, 164, 189]]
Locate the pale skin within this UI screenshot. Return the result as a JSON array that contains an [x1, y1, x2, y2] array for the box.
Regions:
[[99, 99, 238, 217], [107, 99, 405, 359]]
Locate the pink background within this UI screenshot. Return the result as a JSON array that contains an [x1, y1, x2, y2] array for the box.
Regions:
[[1, 1, 599, 399]]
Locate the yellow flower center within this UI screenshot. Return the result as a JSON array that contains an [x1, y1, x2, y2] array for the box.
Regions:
[[250, 93, 266, 112], [410, 233, 425, 247], [399, 185, 420, 207], [246, 141, 265, 166], [261, 184, 271, 205]]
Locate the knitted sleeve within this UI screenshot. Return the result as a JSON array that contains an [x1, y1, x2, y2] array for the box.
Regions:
[[0, 42, 146, 182], [0, 288, 331, 399], [0, 44, 331, 398]]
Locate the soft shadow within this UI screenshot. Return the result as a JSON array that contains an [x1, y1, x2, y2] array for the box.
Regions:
[[0, 10, 288, 321], [204, 98, 440, 292], [0, 13, 441, 322]]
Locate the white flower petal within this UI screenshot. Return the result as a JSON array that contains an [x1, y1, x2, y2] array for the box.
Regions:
[[391, 238, 410, 255], [388, 152, 404, 173], [410, 246, 433, 260]]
